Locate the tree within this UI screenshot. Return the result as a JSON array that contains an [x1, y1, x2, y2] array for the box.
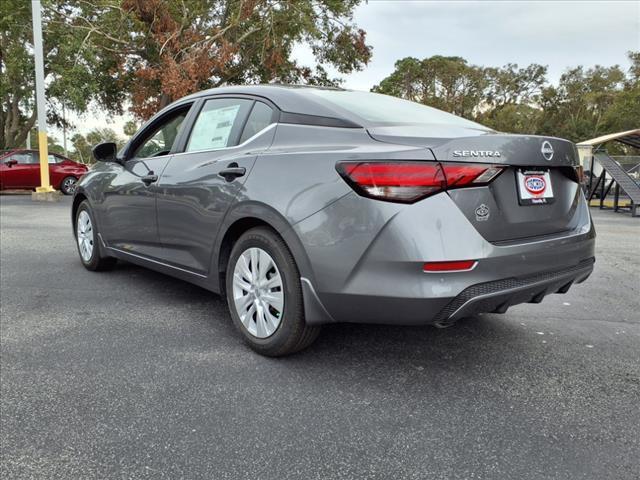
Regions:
[[70, 127, 123, 163], [476, 63, 546, 133], [537, 64, 627, 141], [51, 0, 372, 120], [123, 120, 138, 137], [374, 52, 639, 143], [0, 0, 125, 150], [601, 52, 640, 136], [2, 0, 370, 149], [373, 56, 487, 118]]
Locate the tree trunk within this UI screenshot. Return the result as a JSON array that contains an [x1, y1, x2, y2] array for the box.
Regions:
[[159, 93, 172, 109], [12, 112, 37, 148], [1, 98, 37, 150]]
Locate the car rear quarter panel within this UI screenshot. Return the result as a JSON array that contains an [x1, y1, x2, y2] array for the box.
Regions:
[[235, 124, 436, 284], [242, 124, 436, 224]]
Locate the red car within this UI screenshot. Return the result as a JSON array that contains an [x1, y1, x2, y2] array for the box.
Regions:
[[0, 149, 88, 195]]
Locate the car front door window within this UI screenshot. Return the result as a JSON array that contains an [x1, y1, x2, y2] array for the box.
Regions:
[[10, 153, 35, 164], [131, 110, 188, 159]]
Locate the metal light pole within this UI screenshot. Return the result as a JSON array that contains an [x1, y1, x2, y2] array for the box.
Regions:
[[31, 0, 55, 197], [62, 103, 68, 157]]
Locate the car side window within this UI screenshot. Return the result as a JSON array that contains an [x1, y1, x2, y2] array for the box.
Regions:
[[9, 153, 36, 164], [48, 154, 59, 164], [186, 98, 253, 152], [131, 107, 190, 159], [239, 102, 275, 144]]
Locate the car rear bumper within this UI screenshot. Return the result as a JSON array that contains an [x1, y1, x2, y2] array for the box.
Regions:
[[430, 257, 594, 326], [295, 191, 596, 326]]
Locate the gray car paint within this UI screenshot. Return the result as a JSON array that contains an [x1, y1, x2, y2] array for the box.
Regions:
[[74, 85, 595, 327]]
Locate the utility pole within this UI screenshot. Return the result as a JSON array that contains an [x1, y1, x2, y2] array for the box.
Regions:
[[31, 0, 57, 200], [62, 103, 68, 157]]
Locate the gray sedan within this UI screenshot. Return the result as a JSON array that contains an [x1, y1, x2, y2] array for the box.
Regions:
[[73, 85, 595, 356]]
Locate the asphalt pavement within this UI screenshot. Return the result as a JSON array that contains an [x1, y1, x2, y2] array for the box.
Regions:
[[1, 194, 639, 479]]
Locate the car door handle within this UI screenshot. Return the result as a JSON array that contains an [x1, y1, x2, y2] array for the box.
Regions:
[[141, 173, 158, 185], [218, 166, 246, 181]]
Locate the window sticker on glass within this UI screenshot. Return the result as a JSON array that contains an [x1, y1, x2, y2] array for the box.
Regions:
[[188, 105, 240, 151]]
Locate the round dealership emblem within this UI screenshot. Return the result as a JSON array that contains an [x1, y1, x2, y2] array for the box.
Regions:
[[475, 203, 490, 221], [525, 175, 546, 195], [541, 141, 554, 161]]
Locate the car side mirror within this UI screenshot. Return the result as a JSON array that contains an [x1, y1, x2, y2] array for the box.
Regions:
[[92, 142, 119, 163], [4, 159, 18, 167]]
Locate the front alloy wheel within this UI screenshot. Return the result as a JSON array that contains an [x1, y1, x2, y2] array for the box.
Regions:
[[76, 210, 94, 262], [75, 200, 117, 271]]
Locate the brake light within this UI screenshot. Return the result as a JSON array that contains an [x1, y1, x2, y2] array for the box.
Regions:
[[336, 161, 504, 203]]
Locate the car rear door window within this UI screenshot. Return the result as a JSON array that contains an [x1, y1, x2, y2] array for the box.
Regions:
[[239, 102, 275, 144], [186, 98, 253, 152]]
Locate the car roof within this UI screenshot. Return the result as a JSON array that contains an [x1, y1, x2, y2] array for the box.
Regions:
[[0, 149, 71, 159], [181, 84, 364, 126]]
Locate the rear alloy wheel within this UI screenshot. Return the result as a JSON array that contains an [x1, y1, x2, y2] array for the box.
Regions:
[[60, 176, 78, 195], [232, 247, 284, 338], [75, 200, 117, 271], [226, 227, 320, 356]]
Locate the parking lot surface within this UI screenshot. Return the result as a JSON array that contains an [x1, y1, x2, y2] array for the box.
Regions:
[[1, 195, 639, 479]]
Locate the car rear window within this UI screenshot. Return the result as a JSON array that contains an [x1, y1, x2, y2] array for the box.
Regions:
[[304, 89, 489, 129], [239, 102, 274, 144], [186, 98, 253, 152]]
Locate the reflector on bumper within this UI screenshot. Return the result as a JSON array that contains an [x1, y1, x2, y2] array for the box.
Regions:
[[423, 260, 477, 272]]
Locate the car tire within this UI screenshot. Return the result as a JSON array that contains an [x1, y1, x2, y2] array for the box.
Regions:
[[225, 227, 320, 356], [60, 176, 78, 195], [75, 200, 117, 271]]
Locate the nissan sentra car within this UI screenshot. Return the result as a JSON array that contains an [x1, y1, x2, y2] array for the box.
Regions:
[[1, 149, 88, 194], [72, 85, 595, 356]]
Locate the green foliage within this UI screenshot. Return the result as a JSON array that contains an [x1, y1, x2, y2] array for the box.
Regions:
[[123, 120, 139, 137], [1, 0, 371, 149], [374, 52, 639, 145], [373, 56, 488, 118], [0, 0, 128, 149], [70, 127, 124, 163], [3, 0, 637, 152], [47, 0, 372, 119]]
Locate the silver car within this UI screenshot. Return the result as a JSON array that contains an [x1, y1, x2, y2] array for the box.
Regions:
[[73, 85, 595, 356]]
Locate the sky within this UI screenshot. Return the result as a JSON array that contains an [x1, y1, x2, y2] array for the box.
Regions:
[[52, 0, 640, 145]]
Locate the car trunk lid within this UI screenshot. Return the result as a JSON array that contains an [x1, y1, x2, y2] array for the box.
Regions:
[[367, 126, 582, 242]]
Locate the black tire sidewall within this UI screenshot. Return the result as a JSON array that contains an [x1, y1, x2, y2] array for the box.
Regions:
[[225, 228, 305, 355]]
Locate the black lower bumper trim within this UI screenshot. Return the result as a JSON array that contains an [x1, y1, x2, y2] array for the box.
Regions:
[[433, 257, 595, 325]]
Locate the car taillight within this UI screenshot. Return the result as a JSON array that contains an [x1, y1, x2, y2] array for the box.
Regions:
[[336, 161, 504, 203]]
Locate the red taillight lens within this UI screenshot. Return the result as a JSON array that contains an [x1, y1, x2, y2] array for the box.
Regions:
[[423, 260, 477, 272], [337, 162, 445, 203], [442, 164, 504, 188], [337, 161, 504, 203]]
